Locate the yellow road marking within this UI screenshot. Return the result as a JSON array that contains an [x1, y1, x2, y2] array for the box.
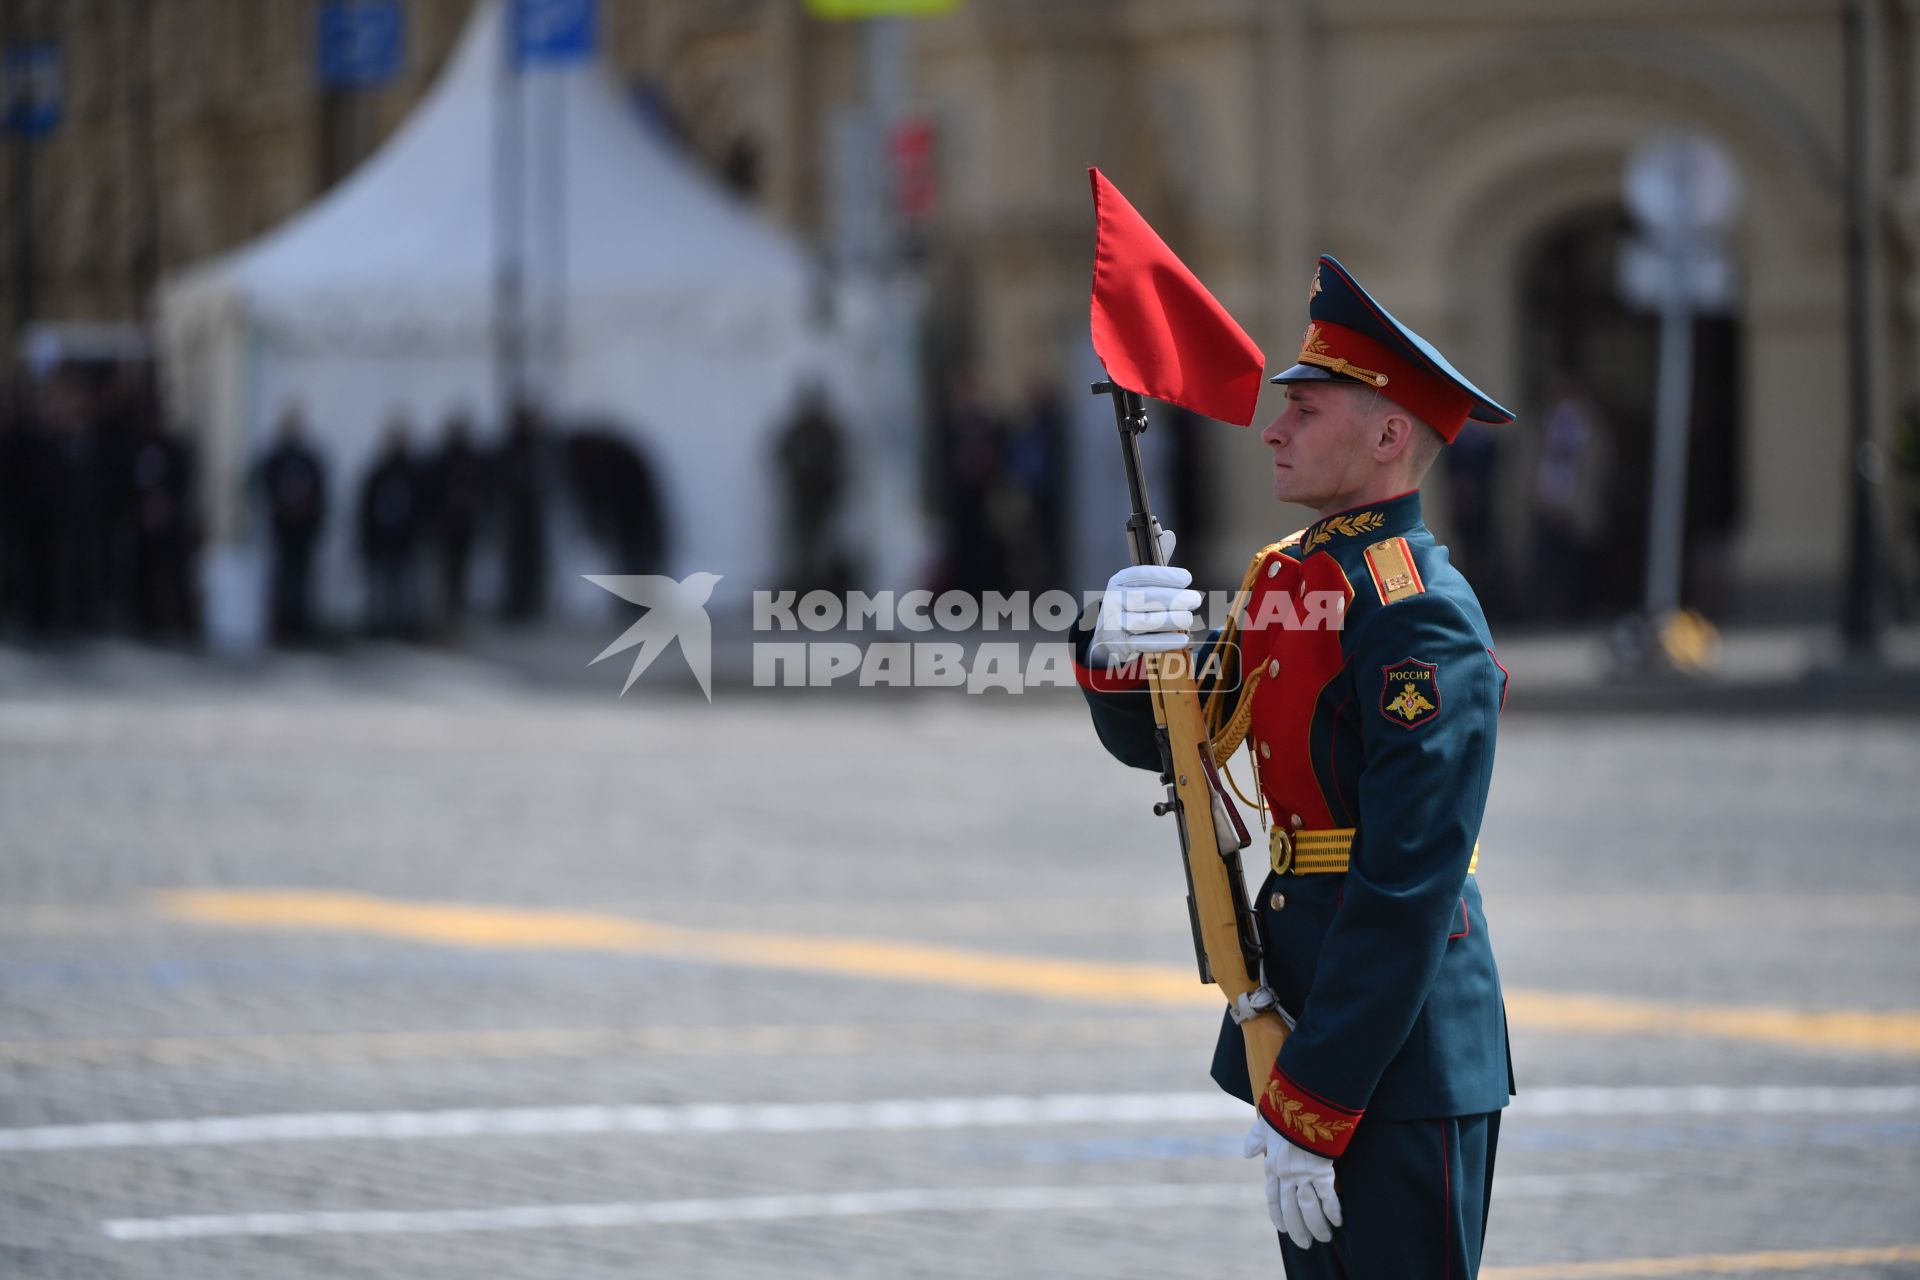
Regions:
[[20, 893, 1920, 939], [1505, 990, 1920, 1055], [156, 889, 1203, 1005], [154, 890, 1920, 1055], [1484, 1243, 1920, 1278]]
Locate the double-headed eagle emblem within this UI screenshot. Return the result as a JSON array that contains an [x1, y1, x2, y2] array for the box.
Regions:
[[1385, 682, 1435, 722]]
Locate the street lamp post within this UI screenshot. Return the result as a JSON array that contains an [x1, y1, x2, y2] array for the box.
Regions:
[[1839, 0, 1887, 661], [1619, 132, 1739, 667], [3, 39, 60, 345]]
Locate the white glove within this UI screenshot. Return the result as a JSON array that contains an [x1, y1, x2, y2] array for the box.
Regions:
[[1089, 529, 1202, 665], [1244, 1116, 1342, 1250]]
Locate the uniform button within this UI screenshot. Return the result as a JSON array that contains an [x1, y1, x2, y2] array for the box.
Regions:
[[1258, 740, 1271, 759], [1266, 659, 1280, 678], [1290, 813, 1303, 830], [1266, 561, 1281, 579], [1269, 893, 1287, 911]]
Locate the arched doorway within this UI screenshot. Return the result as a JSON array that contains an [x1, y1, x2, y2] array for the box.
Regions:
[[1514, 205, 1744, 620]]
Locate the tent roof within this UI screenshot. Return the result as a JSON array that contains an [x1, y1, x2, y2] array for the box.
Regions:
[[167, 0, 812, 331]]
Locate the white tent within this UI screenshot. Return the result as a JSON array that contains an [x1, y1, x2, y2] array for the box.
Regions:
[[160, 0, 915, 638]]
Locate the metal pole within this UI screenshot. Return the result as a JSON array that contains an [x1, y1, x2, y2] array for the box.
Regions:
[[317, 82, 343, 188], [1643, 255, 1695, 621], [5, 0, 34, 344], [1840, 0, 1885, 659], [344, 73, 367, 177], [863, 17, 903, 270], [538, 61, 566, 409], [858, 14, 936, 591], [493, 15, 523, 418], [2, 0, 23, 345], [124, 0, 159, 316], [552, 69, 567, 407], [10, 127, 32, 342]]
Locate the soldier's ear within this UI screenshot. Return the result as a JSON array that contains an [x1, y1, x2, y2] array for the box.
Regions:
[[1373, 411, 1417, 463]]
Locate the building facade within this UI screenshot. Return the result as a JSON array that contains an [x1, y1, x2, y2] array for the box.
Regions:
[[4, 0, 1913, 615]]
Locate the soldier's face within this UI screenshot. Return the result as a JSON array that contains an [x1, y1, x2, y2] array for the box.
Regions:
[[1260, 384, 1379, 509]]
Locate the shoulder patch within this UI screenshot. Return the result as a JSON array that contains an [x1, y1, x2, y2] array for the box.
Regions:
[[1363, 537, 1425, 604], [1381, 658, 1440, 728]]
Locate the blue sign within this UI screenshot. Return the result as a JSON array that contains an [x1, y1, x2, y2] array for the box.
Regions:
[[514, 0, 596, 66], [317, 0, 404, 88], [2, 45, 61, 136]]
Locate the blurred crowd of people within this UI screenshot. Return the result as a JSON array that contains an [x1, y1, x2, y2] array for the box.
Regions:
[[260, 406, 506, 644], [8, 360, 1920, 650], [929, 371, 1072, 598], [259, 406, 497, 644], [0, 372, 199, 642], [1441, 375, 1619, 625], [0, 366, 679, 649], [259, 401, 644, 645]]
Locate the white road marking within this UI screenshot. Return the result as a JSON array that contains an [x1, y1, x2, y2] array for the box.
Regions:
[[1514, 1084, 1920, 1117], [10, 1086, 1920, 1155], [0, 1093, 1244, 1153], [101, 1174, 1644, 1242]]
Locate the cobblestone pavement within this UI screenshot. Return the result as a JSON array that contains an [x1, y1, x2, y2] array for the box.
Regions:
[[1, 665, 1917, 1278]]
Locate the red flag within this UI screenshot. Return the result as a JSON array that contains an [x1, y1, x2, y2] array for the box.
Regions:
[[1088, 168, 1265, 427]]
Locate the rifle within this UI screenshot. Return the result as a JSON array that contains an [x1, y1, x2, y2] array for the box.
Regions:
[[1093, 379, 1291, 1094]]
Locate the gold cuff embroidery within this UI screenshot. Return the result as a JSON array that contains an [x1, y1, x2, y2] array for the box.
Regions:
[[1263, 1080, 1358, 1146]]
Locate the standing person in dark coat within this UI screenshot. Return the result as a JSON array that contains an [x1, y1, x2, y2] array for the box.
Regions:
[[1444, 421, 1502, 613], [9, 401, 61, 635], [1162, 405, 1212, 585], [258, 407, 328, 644], [1899, 400, 1920, 616], [0, 385, 27, 631], [1529, 375, 1610, 623], [129, 403, 197, 639], [36, 375, 107, 636], [773, 387, 848, 593], [565, 428, 670, 580], [359, 417, 423, 637], [937, 368, 1005, 596], [1001, 376, 1069, 593], [497, 402, 548, 622], [429, 413, 489, 633], [93, 373, 145, 631]]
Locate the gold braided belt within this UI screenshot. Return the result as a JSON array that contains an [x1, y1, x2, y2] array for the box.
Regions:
[[1270, 827, 1481, 878]]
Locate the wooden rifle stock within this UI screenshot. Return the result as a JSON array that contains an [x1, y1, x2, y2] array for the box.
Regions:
[[1094, 382, 1290, 1095]]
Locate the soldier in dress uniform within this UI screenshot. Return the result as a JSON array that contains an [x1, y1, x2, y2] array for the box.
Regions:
[[1075, 256, 1516, 1278]]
